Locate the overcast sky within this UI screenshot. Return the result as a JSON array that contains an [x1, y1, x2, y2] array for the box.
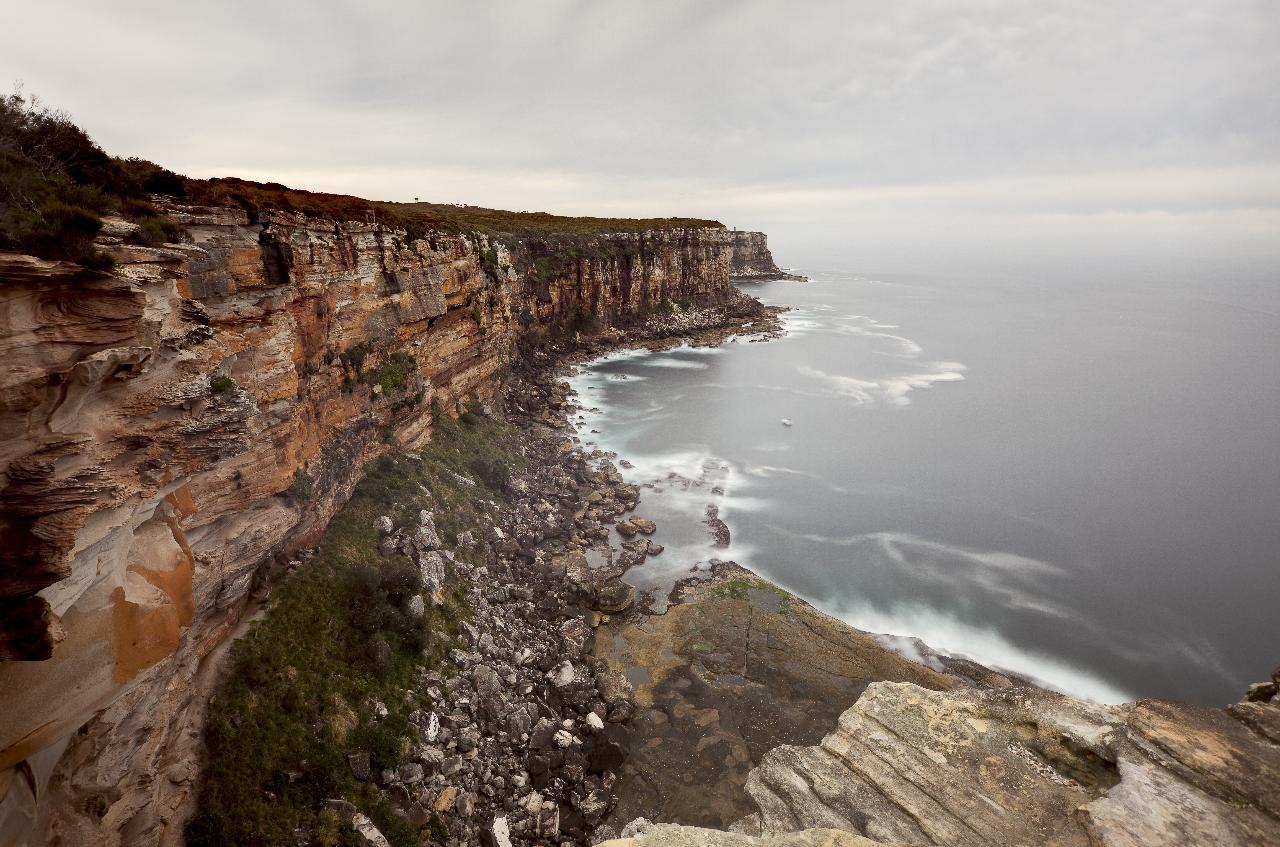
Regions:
[[4, 1, 1278, 271]]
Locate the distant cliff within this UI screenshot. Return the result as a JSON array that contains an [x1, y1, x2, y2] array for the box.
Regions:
[[729, 231, 805, 280], [0, 200, 747, 845]]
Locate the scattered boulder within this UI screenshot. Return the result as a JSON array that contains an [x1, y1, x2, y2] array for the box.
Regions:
[[346, 751, 371, 782], [595, 579, 635, 614], [351, 813, 391, 847], [630, 517, 657, 535]]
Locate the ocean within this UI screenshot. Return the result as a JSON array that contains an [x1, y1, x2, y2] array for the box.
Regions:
[[568, 266, 1280, 705]]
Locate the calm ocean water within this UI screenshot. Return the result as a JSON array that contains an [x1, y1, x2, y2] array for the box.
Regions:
[[569, 267, 1280, 705]]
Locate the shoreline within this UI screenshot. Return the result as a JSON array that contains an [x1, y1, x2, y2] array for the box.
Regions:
[[531, 297, 1018, 834], [541, 308, 1280, 847]]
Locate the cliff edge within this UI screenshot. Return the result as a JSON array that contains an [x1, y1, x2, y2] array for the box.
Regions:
[[0, 197, 750, 845], [729, 232, 806, 281]]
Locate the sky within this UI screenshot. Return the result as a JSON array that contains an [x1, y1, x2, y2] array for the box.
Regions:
[[4, 0, 1279, 272]]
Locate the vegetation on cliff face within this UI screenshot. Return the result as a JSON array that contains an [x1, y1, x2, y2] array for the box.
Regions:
[[185, 412, 521, 847]]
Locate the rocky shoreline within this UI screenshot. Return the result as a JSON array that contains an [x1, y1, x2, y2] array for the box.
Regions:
[[515, 301, 1280, 847], [176, 291, 798, 847], [506, 299, 1014, 840]]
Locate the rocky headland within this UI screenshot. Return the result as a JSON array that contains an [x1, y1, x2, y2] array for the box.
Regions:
[[1, 152, 1276, 847], [0, 183, 775, 845], [727, 232, 806, 282]]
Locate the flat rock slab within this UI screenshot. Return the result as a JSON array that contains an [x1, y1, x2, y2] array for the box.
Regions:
[[739, 682, 1280, 847], [593, 566, 961, 830], [601, 821, 896, 846]]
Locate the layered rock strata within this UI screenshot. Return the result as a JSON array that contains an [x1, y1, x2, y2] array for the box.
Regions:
[[0, 203, 744, 845], [728, 232, 805, 281], [614, 677, 1280, 847]]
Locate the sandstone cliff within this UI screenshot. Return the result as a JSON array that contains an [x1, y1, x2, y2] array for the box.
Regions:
[[0, 203, 742, 845], [606, 677, 1280, 847], [729, 232, 805, 281]]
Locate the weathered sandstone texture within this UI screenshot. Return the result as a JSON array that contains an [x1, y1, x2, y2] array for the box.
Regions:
[[0, 204, 741, 845], [624, 678, 1280, 847], [594, 564, 974, 831], [603, 820, 892, 847], [728, 231, 805, 281]]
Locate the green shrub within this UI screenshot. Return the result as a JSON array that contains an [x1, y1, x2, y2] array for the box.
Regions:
[[364, 354, 415, 395], [0, 91, 191, 267], [210, 373, 235, 394], [190, 417, 523, 846], [287, 469, 314, 501], [340, 342, 371, 371], [130, 214, 183, 246]]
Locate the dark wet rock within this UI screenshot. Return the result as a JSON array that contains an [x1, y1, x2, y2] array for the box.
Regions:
[[702, 505, 730, 547], [586, 724, 630, 775], [595, 579, 635, 614]]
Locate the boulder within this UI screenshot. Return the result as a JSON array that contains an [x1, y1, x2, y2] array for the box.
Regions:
[[351, 813, 392, 847]]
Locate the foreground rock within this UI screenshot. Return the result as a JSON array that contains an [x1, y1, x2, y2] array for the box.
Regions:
[[594, 564, 980, 830], [623, 677, 1280, 847], [603, 820, 887, 846]]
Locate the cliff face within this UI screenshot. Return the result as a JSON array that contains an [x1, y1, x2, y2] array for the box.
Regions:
[[729, 232, 805, 281], [0, 203, 737, 845]]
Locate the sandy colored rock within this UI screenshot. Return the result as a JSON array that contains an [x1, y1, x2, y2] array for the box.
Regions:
[[0, 203, 743, 847], [601, 821, 894, 846], [595, 565, 959, 830], [740, 682, 1280, 847]]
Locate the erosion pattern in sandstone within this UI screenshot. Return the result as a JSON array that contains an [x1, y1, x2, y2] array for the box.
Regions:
[[607, 680, 1280, 847], [0, 203, 742, 845], [729, 231, 805, 281]]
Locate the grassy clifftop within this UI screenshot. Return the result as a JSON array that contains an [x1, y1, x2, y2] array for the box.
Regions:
[[0, 91, 722, 269]]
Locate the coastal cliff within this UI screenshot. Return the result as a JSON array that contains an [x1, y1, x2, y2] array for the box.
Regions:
[[729, 232, 805, 281], [0, 202, 744, 845]]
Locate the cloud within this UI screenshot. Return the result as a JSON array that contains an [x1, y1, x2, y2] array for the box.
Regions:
[[2, 0, 1277, 269]]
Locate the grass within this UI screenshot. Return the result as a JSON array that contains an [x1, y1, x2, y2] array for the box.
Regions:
[[363, 354, 416, 395], [382, 201, 722, 245], [187, 411, 522, 847], [709, 575, 794, 608], [3, 90, 724, 273]]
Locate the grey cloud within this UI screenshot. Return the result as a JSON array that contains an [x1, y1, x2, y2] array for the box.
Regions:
[[2, 0, 1277, 268]]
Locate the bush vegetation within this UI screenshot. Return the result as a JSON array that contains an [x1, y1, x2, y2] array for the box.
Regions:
[[286, 469, 314, 501], [363, 353, 416, 395], [2, 89, 723, 277], [187, 411, 522, 847], [0, 89, 187, 266]]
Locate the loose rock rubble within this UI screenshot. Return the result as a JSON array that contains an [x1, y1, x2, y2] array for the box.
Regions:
[[341, 303, 780, 846]]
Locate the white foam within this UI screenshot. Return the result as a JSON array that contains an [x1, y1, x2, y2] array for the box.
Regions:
[[798, 362, 966, 407], [637, 357, 711, 370], [827, 599, 1134, 704]]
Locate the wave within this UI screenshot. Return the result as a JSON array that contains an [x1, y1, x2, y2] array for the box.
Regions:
[[797, 362, 966, 406], [637, 358, 711, 370]]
